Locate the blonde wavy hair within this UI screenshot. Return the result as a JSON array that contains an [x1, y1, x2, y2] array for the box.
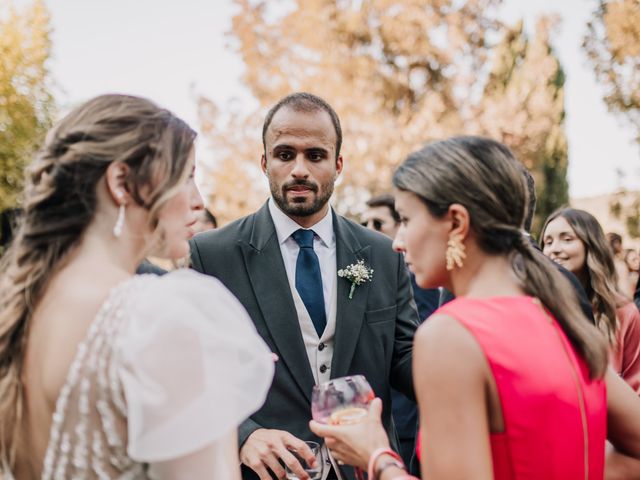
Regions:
[[0, 94, 196, 467], [542, 208, 623, 343]]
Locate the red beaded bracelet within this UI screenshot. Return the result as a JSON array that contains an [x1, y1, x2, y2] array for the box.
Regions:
[[367, 448, 404, 479]]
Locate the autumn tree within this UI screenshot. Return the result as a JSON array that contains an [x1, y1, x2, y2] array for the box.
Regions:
[[199, 0, 568, 227], [584, 0, 640, 238], [584, 0, 640, 144], [200, 0, 503, 223], [472, 18, 568, 233], [197, 97, 269, 225], [0, 0, 55, 213]]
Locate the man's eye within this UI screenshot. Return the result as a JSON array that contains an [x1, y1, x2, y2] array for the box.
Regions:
[[278, 151, 293, 160], [309, 152, 323, 161]]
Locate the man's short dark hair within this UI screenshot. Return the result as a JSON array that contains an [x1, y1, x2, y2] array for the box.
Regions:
[[262, 92, 342, 160], [366, 194, 401, 224]]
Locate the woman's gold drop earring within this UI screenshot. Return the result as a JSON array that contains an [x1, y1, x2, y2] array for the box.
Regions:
[[445, 234, 466, 271]]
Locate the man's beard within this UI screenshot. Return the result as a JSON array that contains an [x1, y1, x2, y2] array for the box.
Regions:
[[270, 178, 334, 217]]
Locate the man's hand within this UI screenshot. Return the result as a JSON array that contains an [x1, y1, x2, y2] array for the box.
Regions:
[[240, 429, 317, 480]]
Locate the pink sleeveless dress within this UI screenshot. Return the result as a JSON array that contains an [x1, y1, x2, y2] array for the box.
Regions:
[[417, 296, 607, 480]]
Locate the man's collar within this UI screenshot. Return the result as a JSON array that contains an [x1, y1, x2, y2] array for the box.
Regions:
[[268, 197, 335, 247]]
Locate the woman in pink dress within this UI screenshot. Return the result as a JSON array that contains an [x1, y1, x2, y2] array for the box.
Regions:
[[541, 208, 640, 393], [311, 136, 640, 480]]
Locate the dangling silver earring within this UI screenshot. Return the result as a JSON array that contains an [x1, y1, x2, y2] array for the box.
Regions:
[[113, 204, 125, 238]]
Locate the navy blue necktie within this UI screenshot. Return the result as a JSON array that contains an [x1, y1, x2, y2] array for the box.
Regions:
[[292, 229, 326, 337]]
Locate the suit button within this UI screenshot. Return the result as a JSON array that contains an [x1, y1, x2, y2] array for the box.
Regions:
[[319, 365, 328, 374], [318, 342, 325, 351]]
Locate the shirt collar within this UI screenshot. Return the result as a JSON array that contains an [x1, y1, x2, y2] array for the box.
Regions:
[[268, 197, 335, 248]]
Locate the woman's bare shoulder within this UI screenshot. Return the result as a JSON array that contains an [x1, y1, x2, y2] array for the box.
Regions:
[[27, 270, 132, 405], [414, 313, 489, 379]]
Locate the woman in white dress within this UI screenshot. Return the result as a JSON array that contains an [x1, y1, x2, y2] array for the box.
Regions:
[[0, 94, 274, 479]]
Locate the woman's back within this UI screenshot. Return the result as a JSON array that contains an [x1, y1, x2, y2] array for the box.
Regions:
[[18, 264, 129, 479], [438, 296, 607, 479], [13, 269, 274, 479]]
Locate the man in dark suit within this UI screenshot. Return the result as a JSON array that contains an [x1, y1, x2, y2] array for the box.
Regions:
[[190, 93, 419, 480]]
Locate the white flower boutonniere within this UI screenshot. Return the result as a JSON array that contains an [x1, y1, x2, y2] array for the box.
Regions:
[[338, 259, 374, 299]]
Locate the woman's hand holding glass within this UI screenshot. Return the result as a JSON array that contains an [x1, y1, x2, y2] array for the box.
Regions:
[[309, 398, 391, 470]]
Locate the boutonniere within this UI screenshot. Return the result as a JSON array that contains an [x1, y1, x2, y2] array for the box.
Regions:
[[338, 259, 374, 299]]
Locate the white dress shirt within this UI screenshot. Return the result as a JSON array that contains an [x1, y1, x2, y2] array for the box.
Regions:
[[268, 198, 336, 321]]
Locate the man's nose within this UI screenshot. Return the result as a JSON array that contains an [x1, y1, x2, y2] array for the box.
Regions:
[[290, 155, 310, 177]]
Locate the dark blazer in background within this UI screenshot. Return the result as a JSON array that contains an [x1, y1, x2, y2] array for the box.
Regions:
[[136, 259, 167, 276], [190, 202, 420, 480]]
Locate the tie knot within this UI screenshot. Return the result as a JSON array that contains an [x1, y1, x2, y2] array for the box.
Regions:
[[292, 229, 315, 248]]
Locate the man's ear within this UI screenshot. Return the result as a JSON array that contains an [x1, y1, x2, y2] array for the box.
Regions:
[[335, 155, 344, 176], [448, 203, 470, 240], [261, 154, 268, 174], [105, 162, 131, 205]]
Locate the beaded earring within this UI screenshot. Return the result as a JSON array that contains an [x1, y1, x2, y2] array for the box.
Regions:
[[445, 234, 466, 271]]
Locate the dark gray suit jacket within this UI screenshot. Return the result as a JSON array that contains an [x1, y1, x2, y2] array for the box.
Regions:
[[189, 203, 419, 479]]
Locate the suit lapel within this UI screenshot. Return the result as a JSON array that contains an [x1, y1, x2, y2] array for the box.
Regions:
[[240, 204, 316, 402], [331, 213, 370, 379]]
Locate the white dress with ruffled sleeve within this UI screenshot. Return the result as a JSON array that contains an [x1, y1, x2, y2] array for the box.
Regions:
[[37, 269, 274, 479]]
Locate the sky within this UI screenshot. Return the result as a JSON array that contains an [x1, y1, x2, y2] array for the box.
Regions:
[[23, 0, 640, 199]]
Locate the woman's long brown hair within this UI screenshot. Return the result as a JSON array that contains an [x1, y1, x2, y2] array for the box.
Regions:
[[0, 94, 196, 467], [393, 136, 608, 379]]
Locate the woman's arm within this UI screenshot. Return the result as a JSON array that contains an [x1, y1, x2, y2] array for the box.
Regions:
[[605, 369, 640, 479], [607, 368, 640, 457], [310, 313, 495, 479], [617, 304, 640, 393], [414, 315, 494, 480]]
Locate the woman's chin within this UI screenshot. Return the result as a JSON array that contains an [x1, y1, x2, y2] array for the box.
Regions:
[[153, 243, 190, 263], [415, 274, 443, 291]]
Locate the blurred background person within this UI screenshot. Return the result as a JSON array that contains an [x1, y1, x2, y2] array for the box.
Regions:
[[362, 194, 402, 239], [192, 207, 217, 234], [543, 209, 640, 393], [363, 194, 442, 317], [520, 169, 595, 324], [607, 232, 634, 297], [625, 248, 639, 297]]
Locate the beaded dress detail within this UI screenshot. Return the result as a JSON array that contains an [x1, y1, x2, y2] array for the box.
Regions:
[[8, 270, 274, 480], [42, 277, 144, 479]]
